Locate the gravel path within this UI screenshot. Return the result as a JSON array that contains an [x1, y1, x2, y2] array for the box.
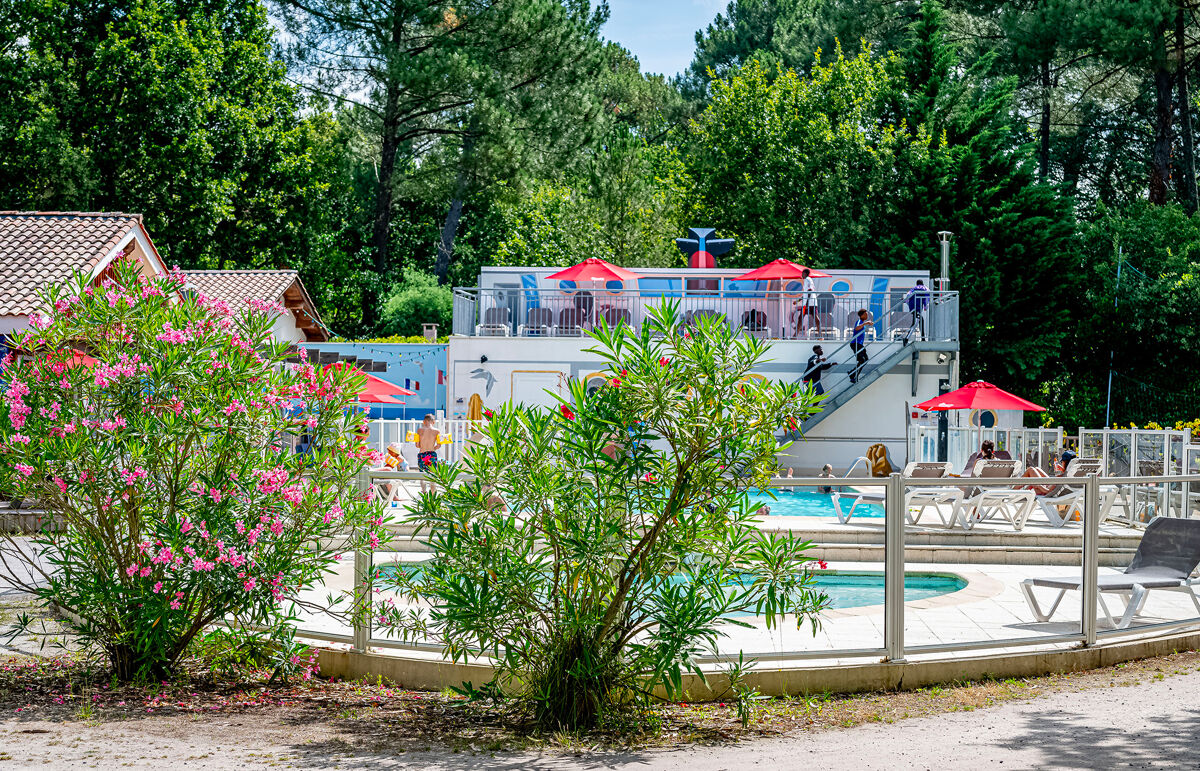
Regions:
[[2, 668, 1198, 769]]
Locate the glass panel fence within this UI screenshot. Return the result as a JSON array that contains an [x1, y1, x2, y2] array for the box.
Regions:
[[701, 477, 888, 663], [902, 473, 1085, 655], [297, 465, 1200, 665], [1096, 473, 1200, 641]]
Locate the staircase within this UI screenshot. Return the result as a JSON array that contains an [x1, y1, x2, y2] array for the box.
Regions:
[[802, 340, 916, 431]]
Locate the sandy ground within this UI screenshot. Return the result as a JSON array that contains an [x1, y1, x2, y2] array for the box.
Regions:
[[0, 668, 1197, 770]]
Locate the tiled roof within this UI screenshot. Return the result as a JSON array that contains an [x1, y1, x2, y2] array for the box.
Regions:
[[184, 270, 327, 340], [0, 211, 142, 316], [185, 270, 301, 308]]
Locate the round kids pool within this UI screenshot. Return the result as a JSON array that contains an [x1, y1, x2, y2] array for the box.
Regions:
[[810, 571, 965, 609]]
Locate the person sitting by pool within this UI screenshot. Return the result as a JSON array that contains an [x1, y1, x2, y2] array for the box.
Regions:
[[1055, 449, 1077, 475], [960, 440, 998, 476], [818, 463, 835, 494]]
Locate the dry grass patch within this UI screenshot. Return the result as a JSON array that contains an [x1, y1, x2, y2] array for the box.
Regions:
[[1, 647, 1200, 755]]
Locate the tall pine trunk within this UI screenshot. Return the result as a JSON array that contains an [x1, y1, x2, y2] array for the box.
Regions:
[[1177, 6, 1198, 212], [1150, 20, 1174, 205], [435, 136, 475, 285], [1039, 58, 1051, 180], [367, 87, 401, 331]]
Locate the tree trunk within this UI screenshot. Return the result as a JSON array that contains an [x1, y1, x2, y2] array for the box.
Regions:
[[366, 88, 401, 330], [1039, 58, 1051, 181], [435, 193, 465, 285], [1177, 6, 1198, 212], [434, 137, 475, 285], [1150, 22, 1174, 205]]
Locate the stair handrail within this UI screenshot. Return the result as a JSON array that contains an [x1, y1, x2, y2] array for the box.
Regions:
[[799, 294, 919, 401]]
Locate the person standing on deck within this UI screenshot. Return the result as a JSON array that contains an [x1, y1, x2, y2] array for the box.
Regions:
[[414, 414, 442, 492], [905, 280, 931, 338], [792, 268, 820, 338], [803, 345, 836, 395], [849, 309, 873, 384]]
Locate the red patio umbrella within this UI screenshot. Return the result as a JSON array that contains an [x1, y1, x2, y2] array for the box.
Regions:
[[733, 259, 831, 337], [356, 372, 415, 404], [324, 362, 415, 404], [915, 380, 1045, 412], [916, 381, 1045, 470], [545, 257, 642, 284], [733, 258, 831, 282], [34, 349, 98, 368]]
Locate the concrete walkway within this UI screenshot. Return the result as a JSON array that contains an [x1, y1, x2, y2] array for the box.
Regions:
[[572, 672, 1200, 770]]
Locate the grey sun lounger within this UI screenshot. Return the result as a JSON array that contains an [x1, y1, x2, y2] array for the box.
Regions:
[[1020, 517, 1200, 629]]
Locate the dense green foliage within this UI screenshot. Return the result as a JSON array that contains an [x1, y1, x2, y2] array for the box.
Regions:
[[380, 304, 826, 728], [379, 272, 453, 338], [2, 0, 1198, 423]]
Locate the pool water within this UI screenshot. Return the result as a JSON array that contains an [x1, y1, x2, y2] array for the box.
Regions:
[[749, 489, 883, 518], [383, 564, 965, 612], [812, 572, 965, 609]]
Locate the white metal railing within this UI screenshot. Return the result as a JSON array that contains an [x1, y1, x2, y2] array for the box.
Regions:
[[452, 286, 959, 343], [367, 418, 482, 466], [292, 469, 1200, 670]]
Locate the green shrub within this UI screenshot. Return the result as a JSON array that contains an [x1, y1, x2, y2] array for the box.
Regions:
[[355, 334, 449, 344], [379, 272, 452, 338], [381, 302, 828, 729]]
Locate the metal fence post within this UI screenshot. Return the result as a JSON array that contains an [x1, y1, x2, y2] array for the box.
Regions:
[[1082, 473, 1101, 646], [884, 472, 906, 662], [351, 468, 373, 653]]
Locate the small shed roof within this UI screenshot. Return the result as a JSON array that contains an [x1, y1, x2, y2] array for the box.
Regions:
[[185, 270, 328, 342]]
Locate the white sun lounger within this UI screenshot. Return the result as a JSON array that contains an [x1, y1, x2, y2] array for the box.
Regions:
[[952, 459, 1035, 531], [1021, 517, 1200, 629], [901, 461, 965, 526], [829, 461, 964, 525], [1031, 457, 1103, 527]]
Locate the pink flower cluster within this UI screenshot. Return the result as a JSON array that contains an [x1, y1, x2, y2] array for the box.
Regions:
[[5, 378, 30, 430], [247, 298, 286, 316], [93, 354, 145, 388], [155, 323, 192, 345], [119, 467, 147, 485]]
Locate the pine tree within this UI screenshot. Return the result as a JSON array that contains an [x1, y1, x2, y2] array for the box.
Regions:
[[877, 1, 1081, 390], [275, 0, 609, 314]]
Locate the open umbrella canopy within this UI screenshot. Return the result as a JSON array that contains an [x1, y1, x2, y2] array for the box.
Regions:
[[33, 349, 98, 368], [357, 372, 415, 404], [734, 259, 832, 282], [324, 362, 415, 403], [915, 380, 1046, 412], [545, 257, 642, 284]]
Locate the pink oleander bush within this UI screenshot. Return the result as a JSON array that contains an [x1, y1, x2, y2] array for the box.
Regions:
[[0, 258, 387, 682]]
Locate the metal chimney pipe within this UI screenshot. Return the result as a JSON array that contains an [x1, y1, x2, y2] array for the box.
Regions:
[[937, 231, 953, 292]]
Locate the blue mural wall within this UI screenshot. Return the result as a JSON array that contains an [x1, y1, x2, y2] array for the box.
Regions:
[[314, 342, 447, 419]]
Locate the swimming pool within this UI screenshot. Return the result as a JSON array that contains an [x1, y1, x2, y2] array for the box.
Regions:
[[381, 563, 965, 612], [812, 571, 966, 609], [749, 489, 883, 518]]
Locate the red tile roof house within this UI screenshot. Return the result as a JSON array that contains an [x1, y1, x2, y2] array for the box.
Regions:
[[0, 212, 328, 352]]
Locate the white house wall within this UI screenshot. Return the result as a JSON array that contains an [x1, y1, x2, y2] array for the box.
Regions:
[[269, 312, 305, 344], [447, 337, 954, 472]]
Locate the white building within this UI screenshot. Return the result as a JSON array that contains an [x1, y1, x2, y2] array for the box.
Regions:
[[447, 264, 961, 474]]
